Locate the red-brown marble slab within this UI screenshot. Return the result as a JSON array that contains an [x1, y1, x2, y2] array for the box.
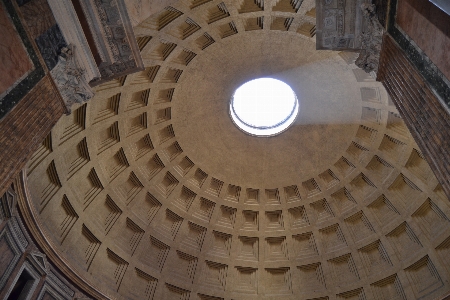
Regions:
[[397, 0, 450, 81], [0, 2, 34, 96]]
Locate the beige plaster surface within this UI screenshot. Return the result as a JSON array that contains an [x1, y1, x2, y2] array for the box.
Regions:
[[174, 31, 361, 187]]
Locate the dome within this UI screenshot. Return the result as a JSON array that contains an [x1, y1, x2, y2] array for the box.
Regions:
[[22, 0, 450, 299]]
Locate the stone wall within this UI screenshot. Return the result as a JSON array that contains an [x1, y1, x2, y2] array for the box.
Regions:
[[378, 33, 450, 200], [0, 75, 65, 197], [376, 0, 450, 200], [0, 0, 68, 196]]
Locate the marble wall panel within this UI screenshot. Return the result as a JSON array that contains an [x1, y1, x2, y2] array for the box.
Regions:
[[396, 0, 450, 81], [0, 1, 33, 96], [19, 0, 56, 40]]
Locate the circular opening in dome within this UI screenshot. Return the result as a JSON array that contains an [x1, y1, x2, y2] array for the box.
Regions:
[[230, 78, 299, 136]]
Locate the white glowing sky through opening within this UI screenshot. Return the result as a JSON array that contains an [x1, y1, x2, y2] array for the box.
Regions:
[[230, 78, 299, 136]]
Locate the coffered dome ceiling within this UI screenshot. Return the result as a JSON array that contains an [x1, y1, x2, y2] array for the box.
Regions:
[[24, 0, 450, 299]]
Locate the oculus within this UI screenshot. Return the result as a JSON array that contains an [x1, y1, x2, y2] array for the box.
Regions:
[[230, 78, 299, 136]]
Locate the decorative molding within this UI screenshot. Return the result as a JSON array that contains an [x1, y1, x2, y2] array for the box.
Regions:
[[316, 0, 384, 74], [36, 283, 69, 300], [27, 251, 49, 276], [316, 0, 368, 50], [75, 0, 144, 85], [355, 3, 384, 73], [47, 270, 76, 298], [47, 0, 101, 82], [50, 45, 94, 113], [8, 217, 28, 251], [1, 186, 17, 219], [0, 226, 22, 291]]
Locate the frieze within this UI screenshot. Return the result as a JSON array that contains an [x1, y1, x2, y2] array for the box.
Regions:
[[316, 0, 368, 50], [47, 270, 76, 297], [76, 0, 144, 85], [8, 217, 28, 251], [316, 0, 384, 73], [46, 0, 101, 83], [94, 0, 129, 62]]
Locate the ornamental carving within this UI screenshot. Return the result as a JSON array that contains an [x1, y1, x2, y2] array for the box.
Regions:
[[316, 0, 360, 50], [316, 0, 384, 73], [76, 0, 144, 85], [50, 45, 94, 113], [355, 3, 384, 73]]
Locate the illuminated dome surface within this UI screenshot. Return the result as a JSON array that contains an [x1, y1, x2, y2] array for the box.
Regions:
[[230, 78, 299, 136]]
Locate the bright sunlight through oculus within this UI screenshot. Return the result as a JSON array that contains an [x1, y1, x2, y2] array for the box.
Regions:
[[230, 78, 299, 136]]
